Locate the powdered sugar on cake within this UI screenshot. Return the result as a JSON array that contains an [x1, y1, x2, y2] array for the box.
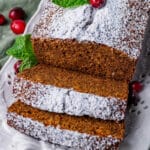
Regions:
[[7, 112, 121, 150], [32, 0, 150, 58], [13, 77, 127, 121]]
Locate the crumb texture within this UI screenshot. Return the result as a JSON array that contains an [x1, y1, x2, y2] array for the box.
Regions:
[[17, 64, 129, 100], [13, 64, 128, 121], [32, 38, 136, 81], [7, 112, 121, 150], [8, 101, 125, 139], [13, 77, 127, 121]]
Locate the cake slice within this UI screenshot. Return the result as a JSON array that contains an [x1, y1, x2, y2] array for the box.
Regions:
[[7, 100, 125, 150], [32, 38, 136, 81], [13, 64, 128, 121], [31, 0, 149, 81]]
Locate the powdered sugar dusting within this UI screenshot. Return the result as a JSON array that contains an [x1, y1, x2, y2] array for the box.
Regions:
[[7, 112, 121, 150], [32, 0, 63, 37], [32, 0, 150, 58], [13, 77, 127, 121]]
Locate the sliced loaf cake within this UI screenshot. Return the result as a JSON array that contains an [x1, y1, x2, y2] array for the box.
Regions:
[[32, 0, 149, 81], [13, 64, 128, 121], [7, 100, 125, 149]]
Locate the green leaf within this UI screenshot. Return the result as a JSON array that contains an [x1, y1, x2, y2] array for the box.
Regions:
[[52, 0, 89, 8], [7, 36, 27, 59], [19, 57, 37, 72], [6, 34, 38, 72]]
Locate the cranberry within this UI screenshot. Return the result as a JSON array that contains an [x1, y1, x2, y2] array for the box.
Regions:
[[9, 7, 26, 20], [0, 14, 6, 25], [14, 60, 22, 74], [90, 0, 106, 8], [128, 81, 142, 106], [10, 20, 26, 34], [132, 81, 143, 93]]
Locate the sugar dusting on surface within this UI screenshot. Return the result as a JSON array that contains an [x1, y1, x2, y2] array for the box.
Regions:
[[13, 77, 127, 121], [32, 0, 150, 58], [7, 112, 121, 150]]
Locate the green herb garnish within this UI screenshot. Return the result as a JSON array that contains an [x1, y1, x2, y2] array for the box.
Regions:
[[7, 34, 38, 72], [52, 0, 89, 8]]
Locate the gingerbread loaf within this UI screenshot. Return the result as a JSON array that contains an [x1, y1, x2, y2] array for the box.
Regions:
[[13, 64, 128, 121], [6, 0, 150, 149], [32, 0, 150, 81], [7, 100, 125, 150]]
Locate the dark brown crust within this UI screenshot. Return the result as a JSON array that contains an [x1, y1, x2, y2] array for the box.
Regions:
[[8, 100, 125, 139], [17, 64, 129, 100], [32, 38, 136, 81]]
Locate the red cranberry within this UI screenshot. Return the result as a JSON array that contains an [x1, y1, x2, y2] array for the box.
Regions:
[[14, 60, 22, 74], [132, 81, 143, 93], [128, 81, 143, 106], [90, 0, 106, 8], [9, 7, 26, 20], [10, 20, 26, 34], [0, 14, 6, 25]]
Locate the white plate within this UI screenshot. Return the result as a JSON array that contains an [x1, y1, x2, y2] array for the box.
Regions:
[[0, 0, 150, 149]]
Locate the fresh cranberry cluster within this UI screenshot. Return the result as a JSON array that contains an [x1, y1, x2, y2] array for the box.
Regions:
[[0, 7, 26, 34]]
